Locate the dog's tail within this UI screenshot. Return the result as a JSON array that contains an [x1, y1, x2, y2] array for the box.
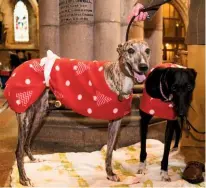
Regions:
[[0, 101, 9, 113]]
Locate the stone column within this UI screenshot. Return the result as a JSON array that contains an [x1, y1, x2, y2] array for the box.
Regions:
[[59, 0, 94, 60], [94, 0, 120, 61], [121, 0, 144, 43], [144, 8, 163, 67], [39, 0, 60, 57]]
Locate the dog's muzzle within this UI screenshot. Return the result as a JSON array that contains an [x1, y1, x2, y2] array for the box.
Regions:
[[138, 63, 149, 72]]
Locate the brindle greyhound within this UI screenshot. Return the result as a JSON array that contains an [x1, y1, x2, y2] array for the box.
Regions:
[[0, 39, 151, 186]]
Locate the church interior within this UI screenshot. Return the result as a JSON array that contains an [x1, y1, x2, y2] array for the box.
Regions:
[[0, 0, 205, 187]]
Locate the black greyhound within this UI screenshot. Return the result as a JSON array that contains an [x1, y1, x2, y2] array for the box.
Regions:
[[137, 65, 197, 181]]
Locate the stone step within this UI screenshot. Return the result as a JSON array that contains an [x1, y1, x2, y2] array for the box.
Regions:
[[34, 120, 166, 153]]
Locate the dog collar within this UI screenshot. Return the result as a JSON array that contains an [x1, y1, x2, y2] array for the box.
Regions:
[[159, 74, 173, 102]]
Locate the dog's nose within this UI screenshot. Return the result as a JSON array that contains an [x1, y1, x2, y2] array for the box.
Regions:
[[138, 63, 148, 72]]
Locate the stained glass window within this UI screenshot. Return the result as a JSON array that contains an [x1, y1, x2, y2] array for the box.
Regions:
[[14, 1, 29, 42]]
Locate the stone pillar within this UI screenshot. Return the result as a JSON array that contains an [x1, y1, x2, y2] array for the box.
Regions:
[[59, 0, 94, 60], [121, 0, 144, 43], [39, 0, 60, 57], [144, 8, 163, 67], [94, 0, 120, 61]]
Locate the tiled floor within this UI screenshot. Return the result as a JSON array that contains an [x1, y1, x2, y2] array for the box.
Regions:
[[0, 89, 204, 187]]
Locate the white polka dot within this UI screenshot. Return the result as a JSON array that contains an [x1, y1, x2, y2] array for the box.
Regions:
[[87, 108, 92, 114], [73, 65, 78, 70], [93, 96, 97, 101], [65, 80, 70, 86], [150, 97, 153, 101], [88, 80, 92, 86], [16, 100, 21, 105], [149, 109, 155, 115], [29, 64, 33, 68], [113, 108, 118, 114], [55, 65, 60, 71], [12, 73, 16, 77], [77, 94, 82, 100], [98, 66, 103, 72], [169, 104, 173, 108], [25, 79, 31, 85]]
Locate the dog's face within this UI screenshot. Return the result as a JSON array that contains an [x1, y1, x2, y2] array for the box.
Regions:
[[166, 68, 197, 117], [117, 39, 150, 83]]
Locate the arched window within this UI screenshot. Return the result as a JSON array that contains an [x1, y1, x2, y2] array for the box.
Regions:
[[162, 3, 186, 62], [14, 1, 29, 42]]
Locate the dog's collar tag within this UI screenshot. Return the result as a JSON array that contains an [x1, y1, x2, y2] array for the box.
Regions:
[[168, 94, 173, 101]]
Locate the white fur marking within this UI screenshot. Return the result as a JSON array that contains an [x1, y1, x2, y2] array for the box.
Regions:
[[160, 170, 171, 181]]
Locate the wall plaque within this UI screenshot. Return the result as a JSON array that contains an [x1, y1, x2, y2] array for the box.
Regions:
[[59, 0, 94, 25]]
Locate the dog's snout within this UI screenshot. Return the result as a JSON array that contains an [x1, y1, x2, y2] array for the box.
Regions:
[[178, 111, 185, 117], [138, 63, 148, 72]]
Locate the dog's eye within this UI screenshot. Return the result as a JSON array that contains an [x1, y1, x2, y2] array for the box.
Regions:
[[145, 48, 150, 55], [187, 84, 193, 91], [128, 48, 135, 54], [171, 85, 176, 91]]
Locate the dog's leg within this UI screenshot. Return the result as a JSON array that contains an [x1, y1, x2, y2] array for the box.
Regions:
[[171, 120, 181, 151], [16, 112, 34, 186], [160, 120, 175, 182], [24, 90, 49, 162], [106, 119, 121, 182], [137, 110, 152, 174]]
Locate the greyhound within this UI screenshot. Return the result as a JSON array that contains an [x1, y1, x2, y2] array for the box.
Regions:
[[0, 39, 150, 186], [137, 64, 197, 181]]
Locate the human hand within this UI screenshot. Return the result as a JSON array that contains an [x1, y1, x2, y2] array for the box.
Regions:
[[127, 3, 149, 23]]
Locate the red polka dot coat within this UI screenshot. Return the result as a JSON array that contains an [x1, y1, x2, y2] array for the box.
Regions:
[[140, 63, 185, 120], [4, 58, 132, 120]]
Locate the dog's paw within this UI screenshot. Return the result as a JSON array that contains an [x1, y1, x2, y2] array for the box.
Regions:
[[137, 162, 146, 174], [31, 158, 45, 163], [20, 178, 34, 187], [170, 147, 178, 153], [160, 170, 171, 182], [107, 174, 120, 182]]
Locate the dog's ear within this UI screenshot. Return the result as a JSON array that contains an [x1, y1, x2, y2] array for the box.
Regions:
[[117, 43, 123, 56], [187, 68, 197, 80]]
